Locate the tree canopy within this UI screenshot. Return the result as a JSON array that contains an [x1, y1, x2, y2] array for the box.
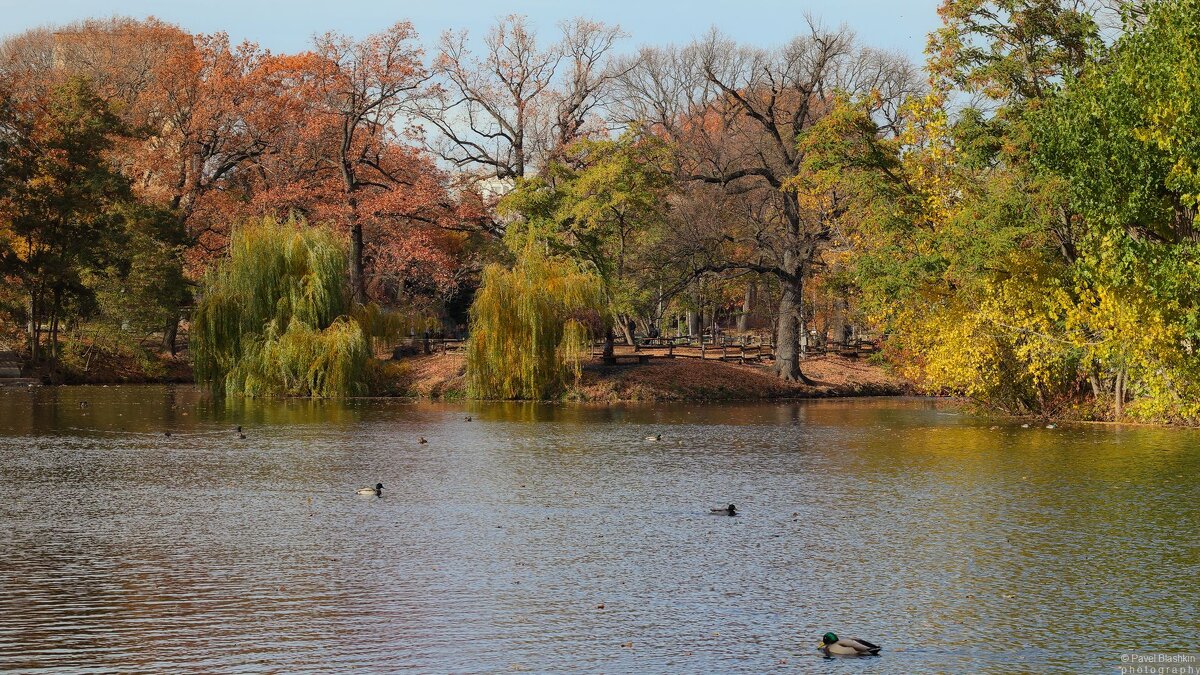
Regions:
[[6, 6, 1200, 415]]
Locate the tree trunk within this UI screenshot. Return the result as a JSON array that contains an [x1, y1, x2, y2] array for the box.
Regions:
[[833, 297, 849, 346], [349, 222, 366, 304], [50, 315, 59, 362], [30, 321, 40, 363], [49, 288, 62, 364], [799, 315, 807, 359], [29, 289, 40, 363], [656, 286, 664, 333], [1114, 368, 1125, 421], [737, 279, 755, 333], [618, 314, 637, 351], [687, 310, 700, 339], [774, 275, 813, 384], [163, 314, 179, 356], [603, 325, 614, 358]]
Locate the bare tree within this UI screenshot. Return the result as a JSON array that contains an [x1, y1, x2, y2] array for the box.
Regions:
[[415, 16, 626, 194], [545, 18, 629, 163], [617, 21, 920, 382]]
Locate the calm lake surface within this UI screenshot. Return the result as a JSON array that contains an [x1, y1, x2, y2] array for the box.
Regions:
[[0, 386, 1196, 673]]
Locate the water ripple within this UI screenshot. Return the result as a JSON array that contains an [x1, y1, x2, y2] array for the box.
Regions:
[[1, 390, 1198, 672]]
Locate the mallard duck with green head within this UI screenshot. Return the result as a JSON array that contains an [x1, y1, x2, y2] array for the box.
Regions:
[[357, 483, 384, 496], [818, 633, 880, 656]]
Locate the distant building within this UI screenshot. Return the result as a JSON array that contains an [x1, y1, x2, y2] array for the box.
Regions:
[[476, 176, 515, 202]]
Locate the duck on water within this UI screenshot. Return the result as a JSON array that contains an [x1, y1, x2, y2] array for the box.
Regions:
[[817, 633, 880, 657], [357, 483, 384, 496]]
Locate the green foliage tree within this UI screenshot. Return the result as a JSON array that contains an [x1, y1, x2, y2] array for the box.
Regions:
[[87, 203, 191, 343], [828, 0, 1200, 423], [192, 217, 369, 398], [928, 0, 1100, 102], [466, 238, 602, 400], [1031, 0, 1200, 420], [499, 129, 675, 350], [0, 76, 191, 370], [1, 77, 131, 362]]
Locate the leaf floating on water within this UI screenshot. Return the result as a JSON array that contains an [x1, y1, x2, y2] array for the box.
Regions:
[[596, 604, 605, 609], [621, 642, 633, 648]]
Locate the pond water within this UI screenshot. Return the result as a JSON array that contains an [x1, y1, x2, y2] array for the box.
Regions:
[[0, 386, 1196, 673]]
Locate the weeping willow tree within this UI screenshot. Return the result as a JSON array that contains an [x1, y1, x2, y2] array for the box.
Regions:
[[467, 241, 602, 399], [192, 217, 369, 397], [351, 302, 439, 355]]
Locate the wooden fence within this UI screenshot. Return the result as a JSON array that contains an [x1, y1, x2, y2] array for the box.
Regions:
[[398, 334, 878, 364]]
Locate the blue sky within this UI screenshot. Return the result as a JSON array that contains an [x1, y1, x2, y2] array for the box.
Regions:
[[0, 0, 942, 64]]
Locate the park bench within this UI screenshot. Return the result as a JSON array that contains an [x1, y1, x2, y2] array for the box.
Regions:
[[437, 339, 466, 353]]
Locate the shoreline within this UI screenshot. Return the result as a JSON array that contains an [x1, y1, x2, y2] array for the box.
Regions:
[[1, 351, 911, 403], [395, 351, 910, 403], [7, 374, 1200, 430], [9, 353, 1196, 428]]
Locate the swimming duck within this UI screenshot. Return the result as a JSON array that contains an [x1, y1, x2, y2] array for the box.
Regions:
[[645, 434, 661, 442], [710, 504, 736, 516], [464, 416, 472, 422], [236, 425, 243, 433], [238, 432, 246, 439], [164, 431, 172, 437], [357, 483, 384, 496], [418, 437, 428, 444], [817, 633, 880, 657]]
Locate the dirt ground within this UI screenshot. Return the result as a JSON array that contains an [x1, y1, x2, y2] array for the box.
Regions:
[[397, 350, 469, 399], [395, 351, 907, 402]]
